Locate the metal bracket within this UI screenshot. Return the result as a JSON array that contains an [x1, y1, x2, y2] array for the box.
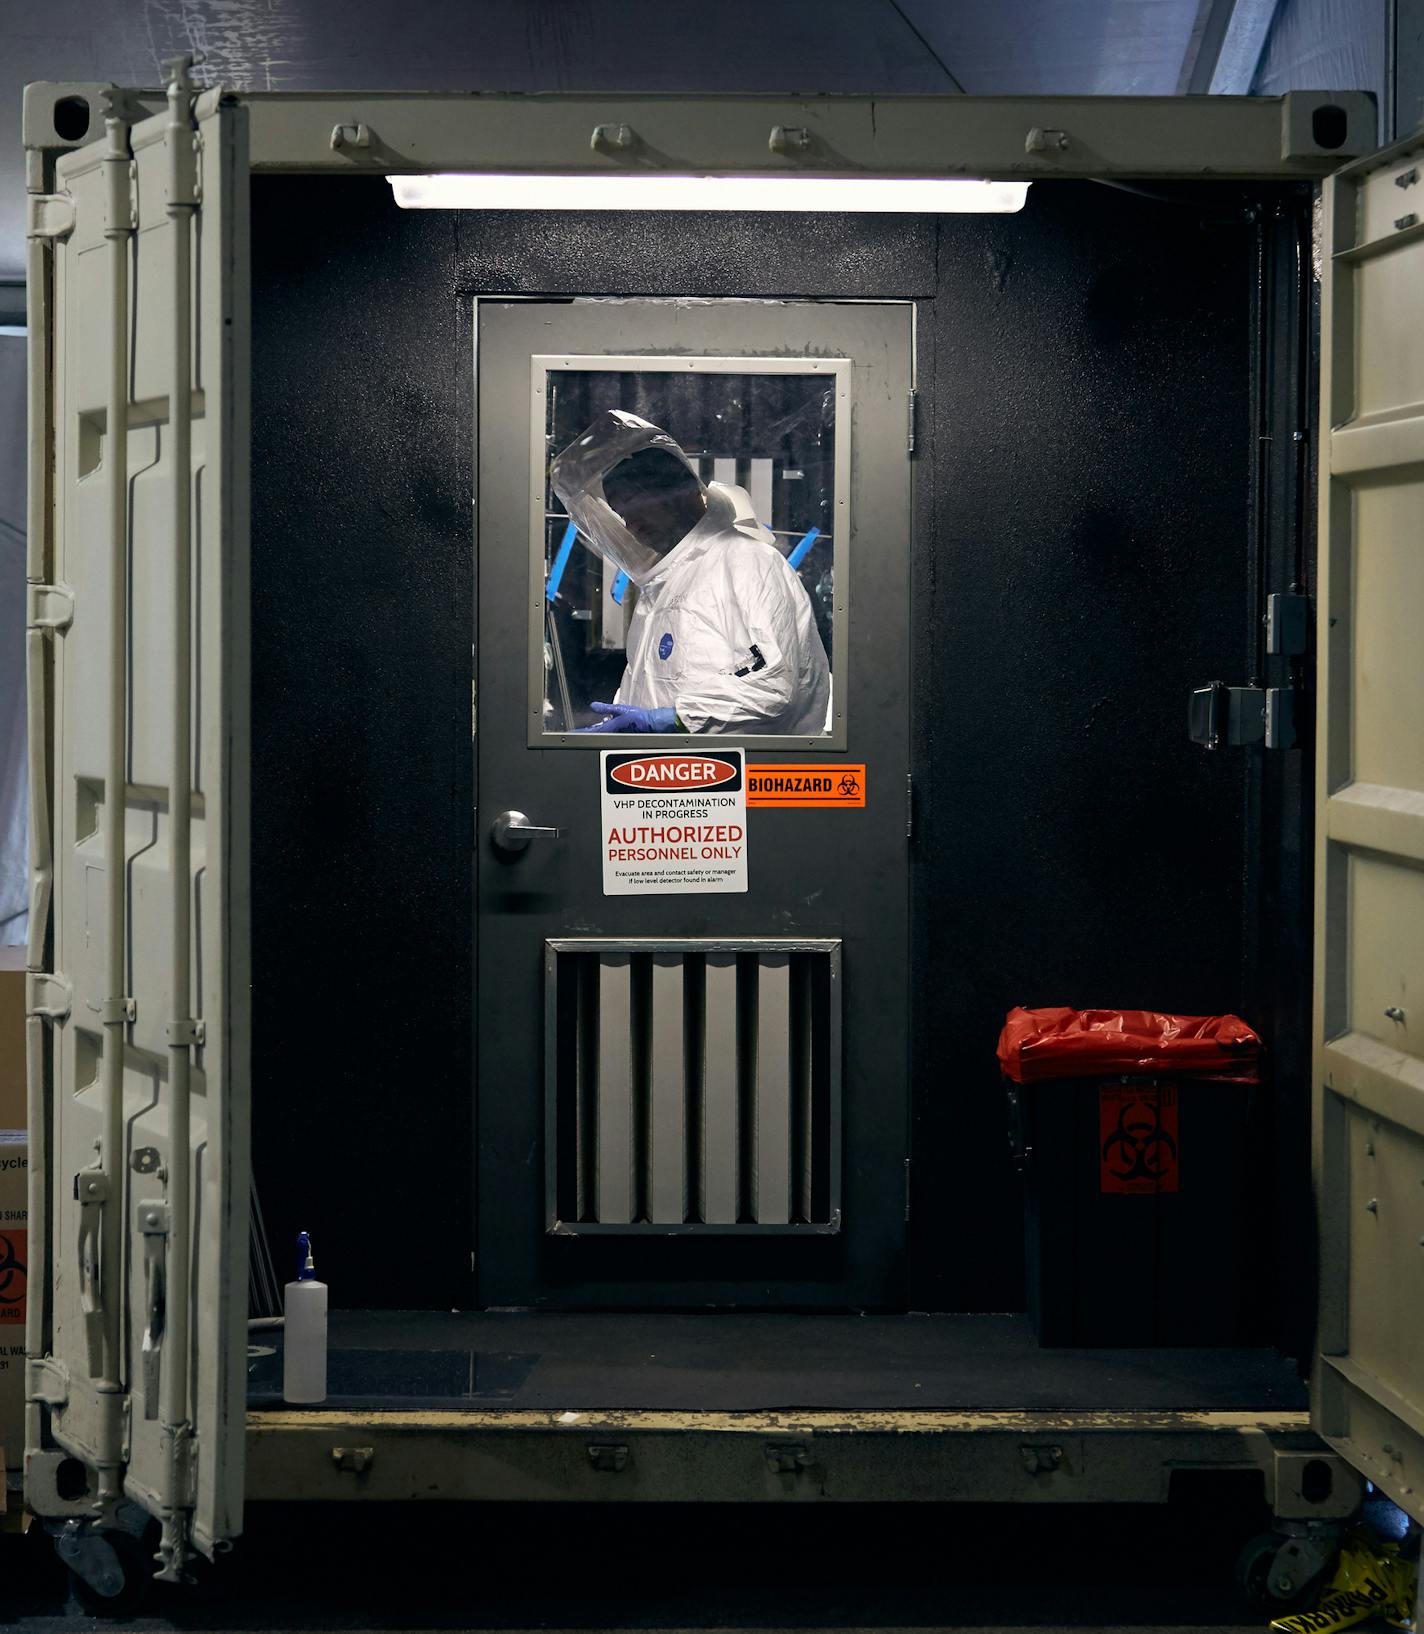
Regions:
[[26, 581, 75, 631], [102, 153, 139, 236], [26, 193, 76, 242], [1025, 127, 1069, 155], [1265, 591, 1309, 656], [74, 1169, 110, 1205], [329, 123, 373, 154], [164, 1018, 205, 1047], [1020, 1443, 1064, 1475], [167, 134, 201, 209], [26, 968, 72, 1021], [331, 1446, 375, 1474], [765, 1442, 812, 1474], [587, 1443, 629, 1472], [1272, 1449, 1365, 1521], [769, 124, 813, 156], [92, 996, 136, 1025], [1189, 682, 1263, 748], [591, 123, 638, 155], [27, 1355, 70, 1409], [1264, 686, 1297, 749], [1189, 682, 1298, 750]]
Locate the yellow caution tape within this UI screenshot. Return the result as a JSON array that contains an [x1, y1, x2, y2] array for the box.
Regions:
[[1270, 1532, 1417, 1634]]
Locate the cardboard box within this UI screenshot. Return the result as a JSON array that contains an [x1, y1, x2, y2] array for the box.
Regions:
[[0, 948, 23, 1132], [0, 1131, 26, 1470]]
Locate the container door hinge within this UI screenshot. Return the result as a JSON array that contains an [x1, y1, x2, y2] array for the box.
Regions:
[[907, 389, 918, 454], [27, 969, 72, 1022], [1188, 683, 1298, 750], [1265, 591, 1310, 656], [27, 1355, 70, 1409], [27, 582, 75, 631], [26, 193, 76, 242]]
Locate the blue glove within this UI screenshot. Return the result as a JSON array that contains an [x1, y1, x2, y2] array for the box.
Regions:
[[576, 702, 681, 733]]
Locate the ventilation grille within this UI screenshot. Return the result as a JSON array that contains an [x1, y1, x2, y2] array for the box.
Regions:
[[546, 939, 841, 1234]]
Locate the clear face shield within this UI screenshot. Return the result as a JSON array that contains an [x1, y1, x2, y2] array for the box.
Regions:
[[549, 410, 708, 588]]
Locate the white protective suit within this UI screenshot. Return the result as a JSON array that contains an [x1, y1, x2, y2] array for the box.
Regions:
[[550, 411, 831, 735]]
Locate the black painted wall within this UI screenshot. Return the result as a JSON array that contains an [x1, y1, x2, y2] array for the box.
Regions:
[[250, 176, 1309, 1325]]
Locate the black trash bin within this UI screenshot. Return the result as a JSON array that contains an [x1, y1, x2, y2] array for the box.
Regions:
[[998, 1007, 1264, 1348]]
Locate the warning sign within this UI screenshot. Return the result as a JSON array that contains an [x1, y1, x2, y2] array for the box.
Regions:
[[601, 750, 748, 896], [747, 764, 866, 808], [0, 1230, 26, 1326], [1099, 1083, 1179, 1194]]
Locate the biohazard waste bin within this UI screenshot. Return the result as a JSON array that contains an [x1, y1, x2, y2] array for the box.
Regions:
[[997, 1007, 1263, 1348]]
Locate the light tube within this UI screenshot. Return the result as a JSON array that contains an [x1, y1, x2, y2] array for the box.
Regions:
[[389, 174, 1029, 213]]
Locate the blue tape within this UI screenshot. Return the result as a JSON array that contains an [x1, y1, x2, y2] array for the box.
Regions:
[[611, 570, 629, 605], [545, 522, 578, 604], [787, 525, 821, 571]]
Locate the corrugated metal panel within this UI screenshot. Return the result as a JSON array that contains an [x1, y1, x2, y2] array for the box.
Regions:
[[546, 939, 840, 1232], [30, 83, 250, 1559], [1313, 129, 1424, 1527]]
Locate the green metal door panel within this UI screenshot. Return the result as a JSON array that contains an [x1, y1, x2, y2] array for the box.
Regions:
[[28, 78, 250, 1566], [1313, 130, 1424, 1524], [476, 297, 913, 1310]]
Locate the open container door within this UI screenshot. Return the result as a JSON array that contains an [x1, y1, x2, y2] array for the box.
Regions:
[[1313, 126, 1424, 1525], [24, 64, 250, 1575]]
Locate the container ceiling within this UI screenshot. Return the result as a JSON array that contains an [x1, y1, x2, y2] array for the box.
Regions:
[[0, 0, 1387, 280]]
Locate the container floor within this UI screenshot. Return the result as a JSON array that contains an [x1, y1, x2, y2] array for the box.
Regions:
[[246, 1311, 1307, 1413]]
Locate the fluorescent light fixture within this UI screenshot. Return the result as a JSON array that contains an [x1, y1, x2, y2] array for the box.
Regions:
[[389, 174, 1028, 214]]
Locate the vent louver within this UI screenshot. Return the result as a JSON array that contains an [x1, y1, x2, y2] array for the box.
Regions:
[[545, 939, 841, 1234]]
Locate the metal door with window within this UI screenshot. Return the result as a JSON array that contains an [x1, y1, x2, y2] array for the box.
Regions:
[[24, 72, 250, 1566], [475, 299, 913, 1310], [1313, 130, 1424, 1524]]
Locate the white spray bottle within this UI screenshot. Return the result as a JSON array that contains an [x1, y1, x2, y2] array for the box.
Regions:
[[283, 1230, 328, 1403]]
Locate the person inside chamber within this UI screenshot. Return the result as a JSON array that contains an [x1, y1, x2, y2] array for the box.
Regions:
[[550, 409, 831, 735]]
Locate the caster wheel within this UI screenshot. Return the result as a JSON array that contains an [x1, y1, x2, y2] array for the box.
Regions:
[[65, 1527, 155, 1619], [1234, 1531, 1326, 1614]]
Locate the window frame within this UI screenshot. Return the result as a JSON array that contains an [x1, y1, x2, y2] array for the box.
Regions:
[[527, 352, 853, 750]]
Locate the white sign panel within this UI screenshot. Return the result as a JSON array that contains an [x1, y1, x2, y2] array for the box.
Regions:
[[601, 749, 748, 896]]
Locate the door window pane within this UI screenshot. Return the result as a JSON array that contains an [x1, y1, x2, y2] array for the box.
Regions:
[[539, 366, 841, 737]]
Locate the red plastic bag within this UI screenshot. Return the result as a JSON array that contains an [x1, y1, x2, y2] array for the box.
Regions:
[[996, 1006, 1261, 1084]]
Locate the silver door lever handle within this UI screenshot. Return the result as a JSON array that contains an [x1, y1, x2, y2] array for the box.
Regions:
[[491, 810, 562, 853]]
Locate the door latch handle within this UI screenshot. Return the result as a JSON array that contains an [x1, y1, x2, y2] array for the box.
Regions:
[[74, 1168, 109, 1320], [491, 810, 562, 853], [138, 1201, 169, 1422]]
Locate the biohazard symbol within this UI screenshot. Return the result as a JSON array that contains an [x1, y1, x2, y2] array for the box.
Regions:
[[0, 1231, 26, 1308], [836, 773, 861, 798], [1099, 1085, 1179, 1194]]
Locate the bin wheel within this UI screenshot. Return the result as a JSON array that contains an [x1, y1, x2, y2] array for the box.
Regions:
[[1234, 1531, 1323, 1612], [64, 1526, 154, 1619]]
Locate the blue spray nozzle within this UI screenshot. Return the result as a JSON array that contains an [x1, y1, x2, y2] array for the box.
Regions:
[[296, 1230, 316, 1281]]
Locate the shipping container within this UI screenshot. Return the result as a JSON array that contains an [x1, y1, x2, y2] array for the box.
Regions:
[[17, 70, 1424, 1607]]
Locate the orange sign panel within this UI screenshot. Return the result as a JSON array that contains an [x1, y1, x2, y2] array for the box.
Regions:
[[746, 764, 866, 808]]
